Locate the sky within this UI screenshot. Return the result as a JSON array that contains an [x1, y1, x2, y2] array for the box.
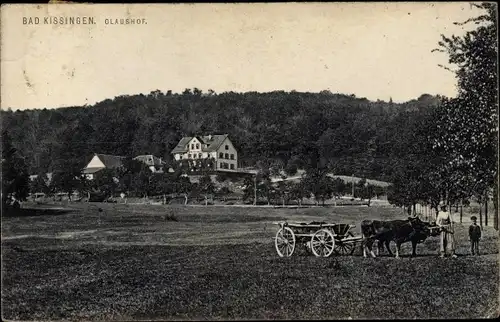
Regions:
[[0, 2, 485, 110]]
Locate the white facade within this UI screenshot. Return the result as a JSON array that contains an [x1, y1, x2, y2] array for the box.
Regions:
[[215, 137, 238, 171], [172, 135, 238, 172]]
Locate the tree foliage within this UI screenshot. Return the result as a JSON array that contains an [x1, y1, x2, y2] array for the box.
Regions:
[[431, 3, 497, 209], [1, 130, 30, 208], [2, 90, 442, 184]]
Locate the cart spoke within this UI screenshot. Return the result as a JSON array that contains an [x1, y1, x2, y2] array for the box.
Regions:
[[275, 227, 296, 257]]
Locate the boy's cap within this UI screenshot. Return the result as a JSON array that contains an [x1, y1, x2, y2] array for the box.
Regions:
[[471, 216, 477, 221]]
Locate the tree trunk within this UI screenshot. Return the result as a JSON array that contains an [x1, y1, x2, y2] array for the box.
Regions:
[[485, 193, 488, 227], [205, 195, 208, 206], [494, 181, 498, 230], [494, 194, 498, 230], [253, 176, 257, 206], [460, 203, 463, 223], [184, 194, 188, 205], [479, 202, 483, 227]]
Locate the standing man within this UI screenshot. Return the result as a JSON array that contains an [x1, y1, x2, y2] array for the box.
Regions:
[[436, 204, 458, 258]]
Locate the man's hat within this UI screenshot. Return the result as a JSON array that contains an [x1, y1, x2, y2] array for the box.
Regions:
[[471, 216, 477, 221]]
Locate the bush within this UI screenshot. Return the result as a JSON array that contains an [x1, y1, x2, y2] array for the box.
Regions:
[[164, 210, 178, 222]]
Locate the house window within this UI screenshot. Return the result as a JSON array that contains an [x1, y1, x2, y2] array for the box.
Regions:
[[230, 154, 234, 160], [219, 152, 224, 158], [198, 153, 202, 158], [225, 153, 229, 159], [230, 164, 235, 170], [220, 162, 223, 168], [193, 154, 197, 159], [188, 154, 192, 159], [196, 144, 199, 149], [225, 145, 229, 150], [191, 144, 194, 150], [179, 155, 183, 160]]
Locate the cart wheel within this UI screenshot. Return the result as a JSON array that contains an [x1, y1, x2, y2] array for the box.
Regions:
[[310, 229, 335, 257], [275, 227, 296, 257], [334, 232, 356, 256]]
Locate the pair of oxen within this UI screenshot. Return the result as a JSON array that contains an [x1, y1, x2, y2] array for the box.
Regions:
[[360, 216, 441, 258]]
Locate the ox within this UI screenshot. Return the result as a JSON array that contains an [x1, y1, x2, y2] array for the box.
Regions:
[[361, 217, 436, 258]]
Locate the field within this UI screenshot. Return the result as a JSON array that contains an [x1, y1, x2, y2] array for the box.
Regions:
[[2, 203, 499, 320]]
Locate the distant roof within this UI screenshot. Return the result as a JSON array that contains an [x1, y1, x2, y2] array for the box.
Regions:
[[134, 154, 163, 166], [29, 172, 53, 183], [95, 153, 125, 169], [270, 171, 391, 187], [330, 175, 391, 187], [171, 134, 229, 154]]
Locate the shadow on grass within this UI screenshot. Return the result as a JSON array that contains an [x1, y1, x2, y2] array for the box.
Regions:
[[1, 208, 75, 218]]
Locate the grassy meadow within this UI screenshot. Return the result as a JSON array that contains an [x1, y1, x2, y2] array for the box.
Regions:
[[2, 203, 499, 320]]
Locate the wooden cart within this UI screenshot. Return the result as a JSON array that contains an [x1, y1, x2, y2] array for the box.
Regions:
[[274, 221, 363, 257]]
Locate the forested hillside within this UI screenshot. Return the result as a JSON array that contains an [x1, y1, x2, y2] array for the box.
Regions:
[[1, 90, 441, 181]]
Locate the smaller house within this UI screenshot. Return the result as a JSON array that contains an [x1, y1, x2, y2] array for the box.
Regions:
[[134, 154, 164, 173], [29, 172, 53, 185], [83, 153, 126, 180]]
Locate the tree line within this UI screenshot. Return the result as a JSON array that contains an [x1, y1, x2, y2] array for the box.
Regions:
[[24, 153, 384, 206], [1, 3, 497, 227]]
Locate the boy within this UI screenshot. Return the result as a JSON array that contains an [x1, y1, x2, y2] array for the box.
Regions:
[[469, 216, 481, 255]]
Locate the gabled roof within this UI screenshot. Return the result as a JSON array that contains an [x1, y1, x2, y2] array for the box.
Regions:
[[171, 134, 229, 154], [171, 137, 193, 154], [95, 153, 126, 169], [134, 154, 163, 166]]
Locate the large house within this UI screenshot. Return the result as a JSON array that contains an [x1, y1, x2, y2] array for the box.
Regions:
[[171, 134, 238, 172], [83, 153, 126, 180]]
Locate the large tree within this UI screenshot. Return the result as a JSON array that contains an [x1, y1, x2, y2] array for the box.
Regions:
[[30, 172, 51, 196], [198, 173, 215, 205], [1, 130, 30, 209], [432, 2, 498, 228]]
